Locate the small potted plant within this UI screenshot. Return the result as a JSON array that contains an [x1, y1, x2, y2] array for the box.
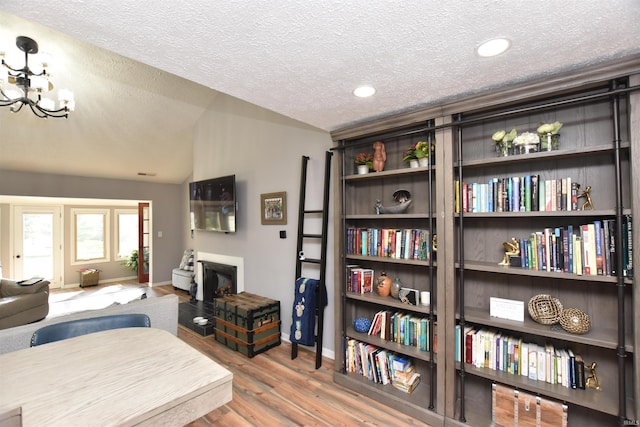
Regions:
[[354, 152, 373, 174], [402, 144, 419, 168], [414, 141, 435, 166]]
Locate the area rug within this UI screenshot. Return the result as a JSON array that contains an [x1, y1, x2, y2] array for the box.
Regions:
[[48, 285, 147, 319]]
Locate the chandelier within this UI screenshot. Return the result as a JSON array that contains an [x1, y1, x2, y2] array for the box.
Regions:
[[0, 36, 74, 118]]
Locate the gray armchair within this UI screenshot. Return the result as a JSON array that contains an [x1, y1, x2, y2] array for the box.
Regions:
[[0, 278, 50, 330]]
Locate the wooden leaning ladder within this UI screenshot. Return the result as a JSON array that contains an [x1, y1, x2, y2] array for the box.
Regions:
[[291, 151, 332, 369]]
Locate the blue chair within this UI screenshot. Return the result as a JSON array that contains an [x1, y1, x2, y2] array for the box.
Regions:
[[30, 313, 151, 346]]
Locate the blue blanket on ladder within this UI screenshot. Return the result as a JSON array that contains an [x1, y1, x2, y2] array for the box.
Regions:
[[290, 277, 326, 346]]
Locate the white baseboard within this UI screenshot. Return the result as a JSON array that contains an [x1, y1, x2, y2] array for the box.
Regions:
[[280, 332, 335, 361]]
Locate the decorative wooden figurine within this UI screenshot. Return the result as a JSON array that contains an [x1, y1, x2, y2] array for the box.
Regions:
[[372, 141, 386, 172], [498, 238, 520, 266], [586, 361, 601, 390], [577, 184, 594, 210]]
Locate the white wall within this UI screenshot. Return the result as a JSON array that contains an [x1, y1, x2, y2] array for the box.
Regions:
[[188, 93, 336, 357]]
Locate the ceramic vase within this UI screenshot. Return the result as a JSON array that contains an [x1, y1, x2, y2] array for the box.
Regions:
[[356, 164, 369, 174], [409, 159, 419, 168], [418, 157, 429, 167], [376, 272, 392, 297]]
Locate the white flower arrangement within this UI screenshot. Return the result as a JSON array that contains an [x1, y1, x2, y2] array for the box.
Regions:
[[513, 131, 540, 146]]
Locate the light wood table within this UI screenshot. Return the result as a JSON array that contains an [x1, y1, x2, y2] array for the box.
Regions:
[[0, 327, 232, 426]]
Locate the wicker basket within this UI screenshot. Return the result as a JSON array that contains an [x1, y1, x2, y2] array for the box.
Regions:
[[559, 308, 591, 334], [528, 294, 563, 325]]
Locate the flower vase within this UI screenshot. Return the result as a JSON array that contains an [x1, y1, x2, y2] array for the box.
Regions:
[[541, 133, 560, 151], [496, 141, 511, 157], [418, 157, 429, 167], [356, 164, 369, 174], [409, 159, 419, 168]]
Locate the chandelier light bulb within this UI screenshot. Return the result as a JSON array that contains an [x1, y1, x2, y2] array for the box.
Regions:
[[39, 97, 55, 110], [0, 35, 73, 118]]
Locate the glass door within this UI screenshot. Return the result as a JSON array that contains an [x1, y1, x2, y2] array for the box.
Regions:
[[138, 202, 150, 283], [13, 206, 62, 288]]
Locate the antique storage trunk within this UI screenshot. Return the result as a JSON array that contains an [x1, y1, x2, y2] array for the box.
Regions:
[[214, 292, 281, 358]]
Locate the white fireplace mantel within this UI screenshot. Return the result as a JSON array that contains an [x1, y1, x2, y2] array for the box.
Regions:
[[195, 252, 244, 301]]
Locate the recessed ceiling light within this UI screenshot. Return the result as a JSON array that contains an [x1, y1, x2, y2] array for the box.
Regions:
[[477, 38, 511, 57], [353, 85, 376, 98]]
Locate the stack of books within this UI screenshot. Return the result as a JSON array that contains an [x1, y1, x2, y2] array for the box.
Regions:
[[391, 355, 421, 394]]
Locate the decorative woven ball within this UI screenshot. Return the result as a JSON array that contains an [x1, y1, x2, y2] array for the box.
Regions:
[[559, 308, 591, 334], [353, 317, 372, 333], [528, 294, 563, 325]]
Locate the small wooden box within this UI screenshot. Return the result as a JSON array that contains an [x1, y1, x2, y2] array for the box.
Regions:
[[214, 292, 281, 358]]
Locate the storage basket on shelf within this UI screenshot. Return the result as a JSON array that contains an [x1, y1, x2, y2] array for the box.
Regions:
[[527, 294, 563, 325], [559, 308, 591, 334]]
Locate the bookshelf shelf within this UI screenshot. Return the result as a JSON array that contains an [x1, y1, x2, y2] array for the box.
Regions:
[[453, 81, 635, 425], [347, 327, 435, 363], [346, 254, 435, 267], [457, 142, 630, 169], [333, 372, 445, 425], [346, 291, 435, 315], [462, 307, 633, 352], [345, 165, 433, 181], [457, 208, 632, 218], [459, 363, 621, 416], [336, 122, 440, 425], [457, 260, 631, 284], [346, 213, 434, 220], [333, 70, 639, 426]]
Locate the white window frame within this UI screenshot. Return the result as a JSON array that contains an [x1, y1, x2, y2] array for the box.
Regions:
[[71, 208, 110, 264], [115, 209, 138, 260]]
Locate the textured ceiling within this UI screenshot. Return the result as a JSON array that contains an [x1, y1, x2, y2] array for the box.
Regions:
[[1, 1, 640, 183]]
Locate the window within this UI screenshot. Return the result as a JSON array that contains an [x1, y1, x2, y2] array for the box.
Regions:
[[116, 210, 138, 259], [72, 209, 110, 263]]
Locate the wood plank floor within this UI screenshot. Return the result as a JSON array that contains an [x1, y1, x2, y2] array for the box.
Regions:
[[52, 283, 432, 426]]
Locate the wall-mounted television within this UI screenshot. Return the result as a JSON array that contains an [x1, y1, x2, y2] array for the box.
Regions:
[[189, 175, 237, 233]]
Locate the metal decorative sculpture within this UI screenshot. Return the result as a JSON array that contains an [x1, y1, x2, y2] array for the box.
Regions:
[[586, 361, 601, 390], [375, 189, 412, 214], [498, 238, 520, 266], [577, 184, 594, 210]]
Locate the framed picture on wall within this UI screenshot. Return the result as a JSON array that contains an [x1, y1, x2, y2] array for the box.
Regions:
[[260, 192, 287, 225]]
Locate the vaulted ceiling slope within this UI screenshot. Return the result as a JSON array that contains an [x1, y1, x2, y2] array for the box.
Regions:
[[1, 2, 640, 183]]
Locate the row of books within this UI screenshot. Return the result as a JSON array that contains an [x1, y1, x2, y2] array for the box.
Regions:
[[347, 266, 374, 293], [345, 338, 421, 393], [513, 217, 633, 277], [455, 176, 580, 213], [346, 227, 432, 261], [367, 310, 432, 352], [455, 326, 587, 390]]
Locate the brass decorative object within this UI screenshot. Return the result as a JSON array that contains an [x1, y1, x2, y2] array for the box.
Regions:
[[577, 184, 594, 210], [528, 294, 563, 325], [559, 307, 591, 334], [586, 361, 602, 391], [498, 238, 520, 266]]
